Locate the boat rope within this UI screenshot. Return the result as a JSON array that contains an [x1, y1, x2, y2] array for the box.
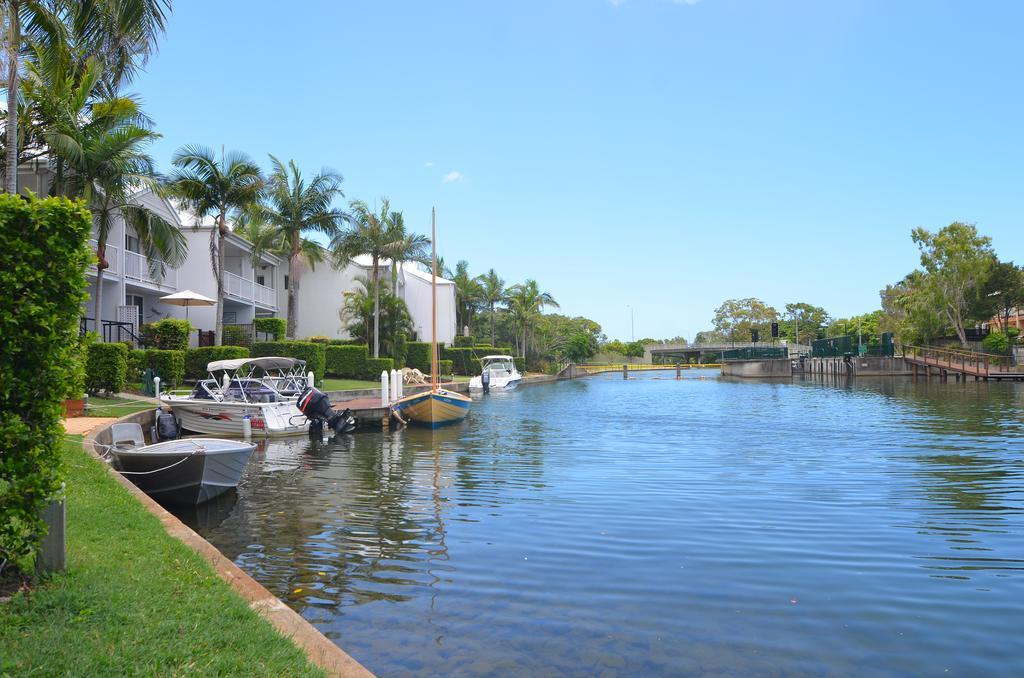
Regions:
[[69, 436, 205, 475], [113, 452, 198, 476]]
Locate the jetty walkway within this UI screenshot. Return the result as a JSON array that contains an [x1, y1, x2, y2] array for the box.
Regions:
[[903, 345, 1024, 381]]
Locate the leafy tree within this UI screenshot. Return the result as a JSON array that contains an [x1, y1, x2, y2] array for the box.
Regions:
[[505, 279, 559, 358], [880, 270, 947, 345], [712, 298, 778, 343], [33, 52, 186, 328], [168, 145, 264, 345], [477, 268, 505, 346], [980, 261, 1024, 331], [912, 222, 997, 347], [624, 341, 645, 360], [259, 156, 346, 339], [451, 260, 482, 334], [333, 198, 428, 357], [562, 331, 598, 363], [782, 302, 830, 344], [602, 339, 627, 355], [339, 276, 413, 358]]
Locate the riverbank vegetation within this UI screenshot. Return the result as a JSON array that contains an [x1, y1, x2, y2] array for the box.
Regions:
[[0, 437, 322, 676]]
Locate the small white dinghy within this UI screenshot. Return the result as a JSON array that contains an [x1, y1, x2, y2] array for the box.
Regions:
[[106, 423, 255, 505]]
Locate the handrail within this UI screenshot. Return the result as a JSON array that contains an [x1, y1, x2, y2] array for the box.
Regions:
[[902, 344, 1017, 375]]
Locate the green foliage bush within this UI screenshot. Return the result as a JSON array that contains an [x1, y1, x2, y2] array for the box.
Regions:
[[86, 342, 129, 395], [442, 347, 483, 376], [222, 325, 252, 347], [143, 350, 185, 388], [253, 317, 286, 341], [514, 356, 526, 373], [407, 342, 431, 372], [435, 359, 454, 377], [327, 338, 363, 345], [982, 331, 1010, 354], [140, 318, 192, 350], [185, 346, 250, 380], [365, 357, 395, 380], [0, 194, 91, 568], [325, 344, 369, 378], [127, 348, 147, 383], [453, 335, 476, 347], [251, 341, 325, 384]]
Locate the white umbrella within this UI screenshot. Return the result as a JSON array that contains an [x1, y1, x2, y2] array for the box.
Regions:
[[159, 289, 216, 322]]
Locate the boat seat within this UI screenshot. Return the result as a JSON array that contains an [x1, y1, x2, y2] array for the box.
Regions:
[[110, 422, 145, 449]]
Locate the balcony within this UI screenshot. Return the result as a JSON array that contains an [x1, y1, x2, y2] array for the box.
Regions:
[[225, 270, 277, 309], [86, 239, 120, 276], [124, 250, 177, 291]]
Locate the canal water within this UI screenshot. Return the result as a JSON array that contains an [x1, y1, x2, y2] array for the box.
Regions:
[[177, 371, 1024, 675]]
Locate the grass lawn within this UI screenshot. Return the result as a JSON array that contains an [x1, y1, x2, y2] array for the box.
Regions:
[[84, 394, 155, 418], [320, 377, 381, 391], [0, 437, 322, 677]]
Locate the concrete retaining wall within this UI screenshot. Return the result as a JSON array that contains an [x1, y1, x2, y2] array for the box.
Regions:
[[805, 356, 911, 377], [720, 358, 794, 379]]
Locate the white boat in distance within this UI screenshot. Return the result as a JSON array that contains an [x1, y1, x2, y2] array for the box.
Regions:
[[468, 355, 522, 391], [161, 356, 312, 437]]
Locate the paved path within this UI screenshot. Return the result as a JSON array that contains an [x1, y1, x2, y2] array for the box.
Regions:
[[62, 417, 117, 436]]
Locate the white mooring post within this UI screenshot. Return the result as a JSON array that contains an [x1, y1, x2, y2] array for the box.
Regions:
[[390, 369, 397, 402], [381, 370, 389, 407], [396, 369, 404, 399], [307, 371, 315, 389], [153, 376, 161, 399]]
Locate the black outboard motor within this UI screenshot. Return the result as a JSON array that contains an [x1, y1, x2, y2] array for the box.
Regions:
[[297, 386, 357, 435], [481, 368, 490, 393], [152, 408, 181, 442]]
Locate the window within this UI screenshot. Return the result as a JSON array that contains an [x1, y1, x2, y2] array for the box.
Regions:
[[126, 294, 143, 327], [283, 275, 289, 290], [125, 233, 140, 253], [256, 274, 265, 287]]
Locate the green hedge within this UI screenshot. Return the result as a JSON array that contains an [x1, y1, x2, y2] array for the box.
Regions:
[[326, 344, 369, 378], [0, 194, 92, 568], [222, 325, 252, 347], [365, 357, 395, 380], [406, 342, 431, 372], [514, 356, 526, 373], [251, 341, 325, 384], [143, 349, 185, 388], [453, 335, 475, 347], [435, 359, 453, 377], [86, 342, 129, 395], [327, 338, 363, 345], [185, 346, 250, 380], [254, 317, 286, 341], [140, 318, 192, 350], [127, 348, 147, 383], [442, 347, 483, 376]]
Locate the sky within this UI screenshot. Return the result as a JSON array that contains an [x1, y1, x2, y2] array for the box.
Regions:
[[132, 0, 1024, 342]]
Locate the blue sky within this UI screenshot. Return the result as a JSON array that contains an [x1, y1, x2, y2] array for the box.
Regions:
[[134, 0, 1024, 341]]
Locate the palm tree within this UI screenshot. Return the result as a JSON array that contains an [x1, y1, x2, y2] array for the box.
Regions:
[[258, 155, 346, 339], [3, 0, 170, 192], [234, 210, 327, 272], [339, 275, 414, 357], [32, 48, 186, 331], [505, 279, 559, 358], [477, 268, 505, 346], [168, 145, 264, 345], [332, 198, 428, 357], [451, 260, 482, 336]]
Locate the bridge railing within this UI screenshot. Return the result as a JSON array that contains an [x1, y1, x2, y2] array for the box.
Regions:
[[575, 363, 721, 375], [903, 344, 1016, 374]]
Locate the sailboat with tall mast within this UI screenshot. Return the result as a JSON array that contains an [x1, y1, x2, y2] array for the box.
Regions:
[[391, 208, 472, 427]]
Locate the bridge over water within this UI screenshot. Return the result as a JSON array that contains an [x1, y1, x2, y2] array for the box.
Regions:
[[645, 341, 812, 363]]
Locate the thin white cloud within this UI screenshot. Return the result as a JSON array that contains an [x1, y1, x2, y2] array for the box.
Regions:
[[673, 0, 700, 5], [424, 161, 433, 167], [442, 171, 463, 183]]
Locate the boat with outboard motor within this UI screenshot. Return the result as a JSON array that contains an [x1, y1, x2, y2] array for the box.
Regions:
[[105, 422, 255, 505], [160, 356, 355, 437], [468, 355, 522, 391]]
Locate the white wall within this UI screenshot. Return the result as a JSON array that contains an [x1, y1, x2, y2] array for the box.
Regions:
[[401, 265, 456, 345], [293, 258, 362, 339]]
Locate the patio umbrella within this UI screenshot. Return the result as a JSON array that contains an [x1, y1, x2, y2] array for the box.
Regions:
[[159, 289, 216, 322]]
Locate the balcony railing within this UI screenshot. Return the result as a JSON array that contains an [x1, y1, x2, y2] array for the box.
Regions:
[[225, 270, 277, 308], [86, 239, 120, 276], [124, 250, 176, 290]]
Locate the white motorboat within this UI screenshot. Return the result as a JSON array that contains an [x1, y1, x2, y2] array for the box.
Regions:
[[106, 423, 255, 505], [468, 355, 522, 391], [161, 357, 313, 437]]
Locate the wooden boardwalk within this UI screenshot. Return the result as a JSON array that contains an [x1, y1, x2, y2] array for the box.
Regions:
[[903, 345, 1024, 381]]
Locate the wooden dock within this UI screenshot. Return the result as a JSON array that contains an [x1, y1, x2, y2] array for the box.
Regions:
[[903, 345, 1024, 381]]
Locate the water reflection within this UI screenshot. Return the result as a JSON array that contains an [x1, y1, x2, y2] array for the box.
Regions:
[[175, 372, 1024, 675]]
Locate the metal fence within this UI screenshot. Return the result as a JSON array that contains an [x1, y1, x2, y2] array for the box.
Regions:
[[720, 347, 789, 361]]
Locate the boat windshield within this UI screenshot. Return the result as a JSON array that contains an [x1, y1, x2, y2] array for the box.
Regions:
[[223, 379, 280, 403], [484, 359, 514, 373]]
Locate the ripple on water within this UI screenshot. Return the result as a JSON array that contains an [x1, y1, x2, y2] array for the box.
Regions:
[[178, 372, 1024, 675]]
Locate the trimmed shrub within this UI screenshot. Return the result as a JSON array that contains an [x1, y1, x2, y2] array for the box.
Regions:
[[251, 341, 326, 384], [407, 342, 431, 372], [453, 335, 475, 347], [86, 342, 129, 394], [326, 344, 369, 378], [254, 317, 286, 341], [982, 331, 1010, 354], [140, 318, 192, 350], [143, 349, 185, 388], [223, 324, 252, 347], [0, 194, 92, 569], [514, 356, 526, 374], [327, 338, 363, 345], [442, 347, 483, 376], [435, 359, 454, 377], [127, 348, 147, 383], [364, 357, 395, 380], [185, 346, 250, 380], [393, 332, 408, 368]]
